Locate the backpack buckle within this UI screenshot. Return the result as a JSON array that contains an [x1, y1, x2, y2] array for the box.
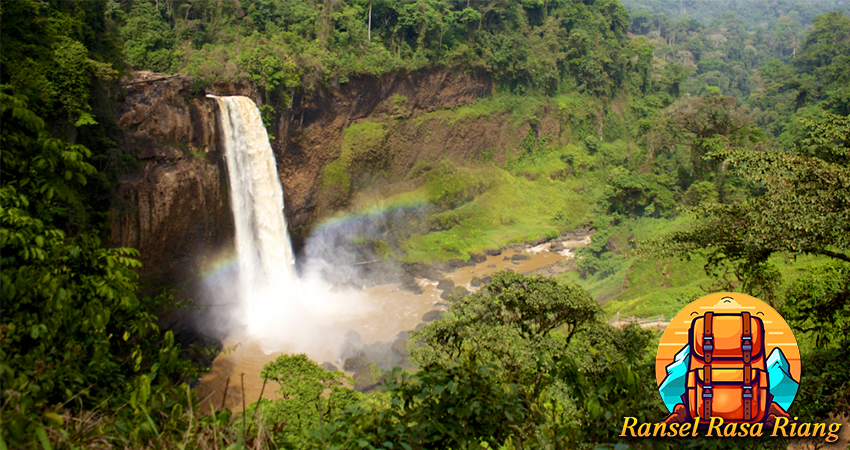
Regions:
[[703, 335, 714, 351], [742, 336, 752, 351]]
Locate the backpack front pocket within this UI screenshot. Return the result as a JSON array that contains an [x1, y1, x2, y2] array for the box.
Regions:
[[687, 368, 768, 422]]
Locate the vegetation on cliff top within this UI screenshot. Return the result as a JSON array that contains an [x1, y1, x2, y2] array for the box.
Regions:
[[113, 0, 635, 99]]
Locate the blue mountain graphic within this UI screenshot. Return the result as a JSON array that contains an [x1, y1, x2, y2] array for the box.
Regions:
[[766, 347, 799, 410], [658, 345, 689, 412]]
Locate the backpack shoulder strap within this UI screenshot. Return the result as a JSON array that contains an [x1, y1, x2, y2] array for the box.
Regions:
[[742, 312, 753, 421], [703, 312, 714, 364], [703, 364, 713, 419], [742, 312, 753, 363], [702, 312, 714, 419]]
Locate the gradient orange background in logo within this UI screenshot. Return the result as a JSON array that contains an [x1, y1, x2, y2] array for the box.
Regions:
[[656, 292, 801, 394]]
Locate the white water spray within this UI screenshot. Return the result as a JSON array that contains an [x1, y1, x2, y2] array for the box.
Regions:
[[208, 95, 369, 356], [209, 95, 296, 334]]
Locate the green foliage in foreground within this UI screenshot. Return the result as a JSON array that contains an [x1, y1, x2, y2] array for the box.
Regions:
[[0, 89, 195, 448], [248, 354, 363, 449]]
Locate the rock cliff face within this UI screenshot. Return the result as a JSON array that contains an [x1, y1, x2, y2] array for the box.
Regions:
[[110, 72, 251, 290], [271, 70, 494, 247], [110, 70, 493, 292]]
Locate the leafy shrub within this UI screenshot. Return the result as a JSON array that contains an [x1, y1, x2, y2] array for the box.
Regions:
[[603, 168, 676, 218], [249, 354, 362, 449], [1, 89, 195, 447], [683, 180, 718, 206]]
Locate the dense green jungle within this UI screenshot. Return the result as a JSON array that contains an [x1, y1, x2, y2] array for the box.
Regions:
[[1, 0, 849, 448]]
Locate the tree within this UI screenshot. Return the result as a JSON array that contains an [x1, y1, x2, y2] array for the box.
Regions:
[[250, 354, 361, 449], [410, 271, 601, 445], [782, 262, 850, 349], [311, 359, 529, 449], [792, 11, 850, 112], [0, 0, 120, 125], [774, 15, 801, 58], [120, 1, 177, 73], [662, 90, 754, 180], [641, 112, 850, 301], [602, 168, 676, 218], [780, 261, 850, 420], [413, 271, 599, 361]]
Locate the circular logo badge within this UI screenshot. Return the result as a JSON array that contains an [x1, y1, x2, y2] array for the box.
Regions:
[[656, 292, 800, 423]]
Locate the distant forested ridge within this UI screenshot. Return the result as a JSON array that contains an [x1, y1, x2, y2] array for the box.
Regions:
[[622, 0, 849, 29]]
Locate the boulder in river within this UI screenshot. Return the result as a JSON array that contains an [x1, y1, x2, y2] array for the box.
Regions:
[[484, 248, 502, 256], [511, 253, 530, 261], [470, 253, 487, 263], [338, 330, 363, 360], [344, 353, 369, 371], [436, 278, 454, 291], [432, 261, 456, 273], [470, 275, 482, 287], [402, 262, 442, 281], [442, 286, 469, 300], [529, 237, 549, 246], [449, 286, 469, 299], [391, 336, 409, 358], [422, 310, 444, 322], [361, 341, 403, 370], [353, 364, 387, 392], [448, 258, 467, 268], [399, 272, 423, 294]]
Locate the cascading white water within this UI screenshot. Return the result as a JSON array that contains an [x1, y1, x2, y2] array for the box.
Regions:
[[208, 95, 297, 334], [208, 94, 372, 358]]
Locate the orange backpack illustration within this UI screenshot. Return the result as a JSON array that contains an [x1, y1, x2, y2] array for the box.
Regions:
[[686, 312, 767, 422], [657, 294, 800, 427]]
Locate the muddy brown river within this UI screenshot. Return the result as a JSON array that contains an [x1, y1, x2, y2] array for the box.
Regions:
[[195, 239, 587, 413]]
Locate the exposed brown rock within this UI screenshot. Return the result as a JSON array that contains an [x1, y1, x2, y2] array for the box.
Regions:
[[110, 72, 247, 293]]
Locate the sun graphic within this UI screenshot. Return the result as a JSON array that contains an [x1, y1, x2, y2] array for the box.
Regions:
[[656, 292, 801, 419]]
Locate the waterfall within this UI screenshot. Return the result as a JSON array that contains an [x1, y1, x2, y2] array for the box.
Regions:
[[208, 95, 297, 332]]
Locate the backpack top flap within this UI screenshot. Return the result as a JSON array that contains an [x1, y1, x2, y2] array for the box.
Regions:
[[691, 313, 764, 362]]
